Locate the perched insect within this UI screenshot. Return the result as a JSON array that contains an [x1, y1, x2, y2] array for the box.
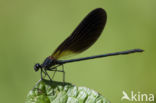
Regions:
[[34, 8, 143, 82]]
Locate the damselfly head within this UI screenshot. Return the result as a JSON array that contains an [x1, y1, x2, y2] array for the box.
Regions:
[[34, 63, 42, 72]]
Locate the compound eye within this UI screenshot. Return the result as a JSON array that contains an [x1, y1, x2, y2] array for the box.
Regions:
[[34, 63, 41, 72]]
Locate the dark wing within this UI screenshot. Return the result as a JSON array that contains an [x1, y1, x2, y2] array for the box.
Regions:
[[51, 8, 107, 59]]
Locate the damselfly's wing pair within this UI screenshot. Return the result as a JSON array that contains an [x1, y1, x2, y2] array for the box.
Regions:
[[52, 8, 107, 60]]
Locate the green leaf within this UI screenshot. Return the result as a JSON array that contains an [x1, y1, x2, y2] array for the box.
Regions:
[[25, 79, 110, 103]]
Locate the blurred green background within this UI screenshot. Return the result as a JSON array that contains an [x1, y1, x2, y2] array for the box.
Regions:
[[0, 0, 156, 103]]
